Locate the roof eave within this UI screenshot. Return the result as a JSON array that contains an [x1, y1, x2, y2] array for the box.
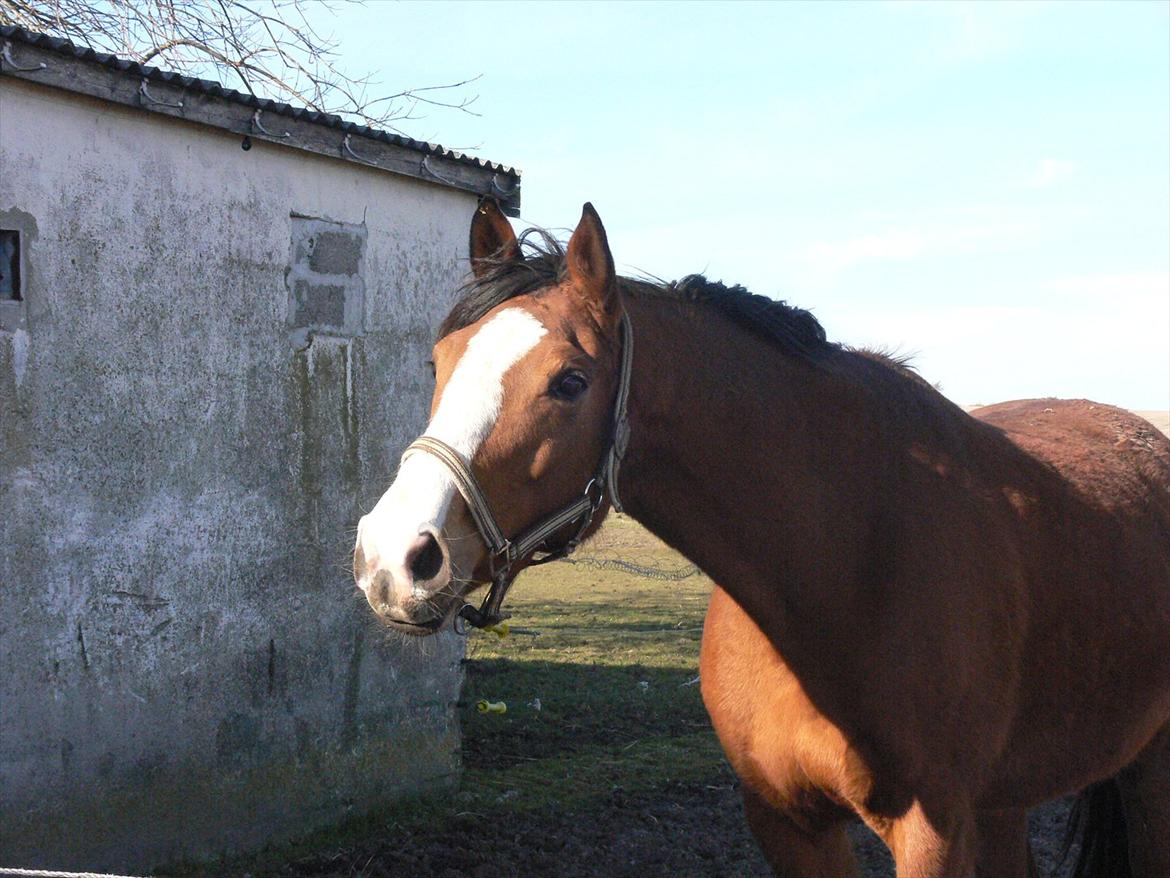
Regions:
[[0, 27, 521, 215]]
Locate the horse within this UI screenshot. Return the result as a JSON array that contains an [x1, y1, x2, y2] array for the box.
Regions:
[[352, 199, 1170, 877]]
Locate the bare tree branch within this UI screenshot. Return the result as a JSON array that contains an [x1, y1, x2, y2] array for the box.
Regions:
[[0, 0, 481, 134]]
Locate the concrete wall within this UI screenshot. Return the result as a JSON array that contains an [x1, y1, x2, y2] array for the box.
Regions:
[[0, 77, 470, 870]]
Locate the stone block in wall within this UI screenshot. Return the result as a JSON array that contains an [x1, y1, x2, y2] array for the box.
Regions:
[[287, 216, 367, 337]]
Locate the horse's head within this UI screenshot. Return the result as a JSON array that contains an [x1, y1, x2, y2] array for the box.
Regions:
[[353, 201, 628, 634]]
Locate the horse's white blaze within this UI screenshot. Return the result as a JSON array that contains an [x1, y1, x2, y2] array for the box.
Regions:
[[357, 308, 547, 603]]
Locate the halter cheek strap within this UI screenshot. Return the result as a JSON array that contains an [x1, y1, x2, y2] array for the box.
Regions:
[[603, 312, 634, 514], [400, 310, 634, 629]]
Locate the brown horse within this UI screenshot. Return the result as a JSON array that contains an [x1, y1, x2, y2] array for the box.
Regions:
[[353, 200, 1170, 877]]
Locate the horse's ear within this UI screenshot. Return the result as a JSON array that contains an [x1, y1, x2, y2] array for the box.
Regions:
[[470, 198, 521, 278], [566, 202, 617, 321]]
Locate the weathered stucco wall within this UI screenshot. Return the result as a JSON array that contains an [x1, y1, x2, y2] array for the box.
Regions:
[[0, 77, 472, 870]]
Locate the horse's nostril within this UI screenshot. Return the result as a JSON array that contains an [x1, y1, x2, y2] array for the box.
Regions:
[[407, 532, 444, 583]]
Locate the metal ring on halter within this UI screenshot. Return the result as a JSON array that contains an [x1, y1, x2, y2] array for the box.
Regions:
[[487, 541, 514, 581], [453, 609, 470, 636], [538, 478, 604, 560], [566, 478, 605, 550]]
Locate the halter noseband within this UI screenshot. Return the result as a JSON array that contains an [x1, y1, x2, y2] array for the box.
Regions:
[[400, 310, 634, 630]]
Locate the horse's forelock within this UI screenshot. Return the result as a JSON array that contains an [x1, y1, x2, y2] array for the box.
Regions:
[[439, 229, 567, 341]]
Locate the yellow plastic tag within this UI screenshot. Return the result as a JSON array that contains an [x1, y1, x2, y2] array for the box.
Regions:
[[484, 622, 511, 639]]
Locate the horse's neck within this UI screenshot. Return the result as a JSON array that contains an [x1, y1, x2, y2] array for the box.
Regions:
[[617, 293, 932, 636]]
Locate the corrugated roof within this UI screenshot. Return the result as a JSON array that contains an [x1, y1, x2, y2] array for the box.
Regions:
[[0, 25, 520, 198]]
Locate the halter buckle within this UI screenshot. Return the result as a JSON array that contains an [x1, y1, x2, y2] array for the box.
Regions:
[[583, 477, 604, 510], [487, 540, 513, 581], [561, 477, 606, 555]]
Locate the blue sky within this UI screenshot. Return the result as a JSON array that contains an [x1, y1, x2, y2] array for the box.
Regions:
[[326, 1, 1168, 409]]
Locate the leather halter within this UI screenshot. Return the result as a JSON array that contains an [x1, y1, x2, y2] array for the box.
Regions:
[[401, 311, 634, 630]]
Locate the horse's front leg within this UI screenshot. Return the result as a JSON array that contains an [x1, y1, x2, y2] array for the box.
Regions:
[[741, 784, 859, 878]]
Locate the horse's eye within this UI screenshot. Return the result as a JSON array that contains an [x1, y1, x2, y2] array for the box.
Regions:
[[550, 369, 589, 401]]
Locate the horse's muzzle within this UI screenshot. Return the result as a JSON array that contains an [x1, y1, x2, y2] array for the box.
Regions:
[[353, 518, 466, 633]]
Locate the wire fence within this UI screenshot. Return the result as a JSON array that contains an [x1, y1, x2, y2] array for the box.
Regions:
[[562, 555, 702, 581]]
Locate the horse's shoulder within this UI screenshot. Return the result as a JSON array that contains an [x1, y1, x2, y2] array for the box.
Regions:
[[700, 586, 903, 819]]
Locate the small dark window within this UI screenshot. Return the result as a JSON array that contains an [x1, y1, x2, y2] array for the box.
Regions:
[[0, 231, 20, 301]]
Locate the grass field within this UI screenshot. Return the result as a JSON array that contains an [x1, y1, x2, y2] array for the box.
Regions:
[[457, 514, 717, 801]]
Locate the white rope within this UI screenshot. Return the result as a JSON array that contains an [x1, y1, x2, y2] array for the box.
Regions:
[[0, 869, 148, 878]]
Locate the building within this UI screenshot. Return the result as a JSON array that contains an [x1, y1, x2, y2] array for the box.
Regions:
[[0, 26, 520, 871]]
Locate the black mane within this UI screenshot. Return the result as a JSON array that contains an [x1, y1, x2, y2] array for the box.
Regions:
[[440, 227, 833, 361]]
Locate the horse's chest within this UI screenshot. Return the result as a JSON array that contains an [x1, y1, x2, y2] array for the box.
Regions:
[[699, 586, 874, 814]]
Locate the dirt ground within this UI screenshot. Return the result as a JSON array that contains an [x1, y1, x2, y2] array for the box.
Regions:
[[253, 783, 1076, 877]]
